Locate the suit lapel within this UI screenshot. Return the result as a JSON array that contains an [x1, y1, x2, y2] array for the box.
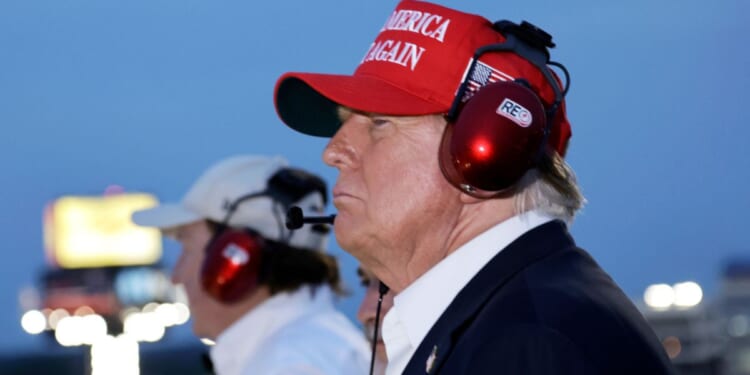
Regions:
[[402, 220, 574, 374]]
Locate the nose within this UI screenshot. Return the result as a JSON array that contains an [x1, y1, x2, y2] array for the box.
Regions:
[[322, 117, 359, 170]]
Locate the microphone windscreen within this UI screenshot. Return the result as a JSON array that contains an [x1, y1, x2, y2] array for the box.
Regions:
[[285, 206, 304, 230]]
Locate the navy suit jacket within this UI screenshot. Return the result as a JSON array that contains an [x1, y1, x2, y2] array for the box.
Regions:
[[401, 220, 676, 375]]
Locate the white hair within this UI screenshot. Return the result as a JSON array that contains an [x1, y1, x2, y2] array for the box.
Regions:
[[514, 152, 586, 224]]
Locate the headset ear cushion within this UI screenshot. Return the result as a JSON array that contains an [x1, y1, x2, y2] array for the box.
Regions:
[[201, 229, 265, 303], [439, 81, 547, 196]]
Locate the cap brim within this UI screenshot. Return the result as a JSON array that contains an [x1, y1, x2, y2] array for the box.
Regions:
[[274, 72, 448, 138], [131, 204, 203, 230]]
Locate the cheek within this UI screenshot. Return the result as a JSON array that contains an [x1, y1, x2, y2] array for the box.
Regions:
[[368, 137, 441, 195], [181, 251, 215, 312], [186, 252, 204, 279], [369, 156, 446, 217], [361, 157, 443, 242], [175, 245, 207, 290]]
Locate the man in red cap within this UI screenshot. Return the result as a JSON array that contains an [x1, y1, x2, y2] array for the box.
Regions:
[[274, 1, 676, 374]]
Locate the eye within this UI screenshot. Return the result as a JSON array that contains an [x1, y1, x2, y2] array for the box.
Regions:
[[371, 117, 390, 127]]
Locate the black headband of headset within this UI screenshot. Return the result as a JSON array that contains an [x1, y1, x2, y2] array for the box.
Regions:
[[223, 167, 327, 222], [447, 20, 570, 126], [267, 168, 328, 208]]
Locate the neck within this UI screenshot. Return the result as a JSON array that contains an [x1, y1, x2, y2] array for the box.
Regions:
[[211, 286, 272, 339], [376, 198, 516, 293]]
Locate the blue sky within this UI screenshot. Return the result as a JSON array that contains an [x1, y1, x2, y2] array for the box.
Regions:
[[1, 0, 748, 354]]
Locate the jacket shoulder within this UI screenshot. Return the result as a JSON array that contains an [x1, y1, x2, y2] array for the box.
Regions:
[[441, 247, 676, 375]]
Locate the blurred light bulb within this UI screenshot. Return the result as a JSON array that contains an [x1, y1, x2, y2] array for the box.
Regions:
[[75, 306, 95, 316], [56, 316, 84, 347], [644, 284, 674, 309], [173, 302, 190, 325], [21, 310, 46, 335], [673, 281, 702, 307], [124, 312, 165, 342], [48, 308, 70, 330], [81, 315, 108, 345], [662, 336, 682, 359], [155, 303, 178, 327]]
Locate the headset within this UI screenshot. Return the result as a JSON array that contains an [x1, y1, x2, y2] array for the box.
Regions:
[[200, 167, 328, 303], [438, 20, 570, 198]]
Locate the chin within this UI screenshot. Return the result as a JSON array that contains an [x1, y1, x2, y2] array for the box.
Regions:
[[333, 220, 362, 252], [190, 315, 215, 340], [191, 321, 206, 338]]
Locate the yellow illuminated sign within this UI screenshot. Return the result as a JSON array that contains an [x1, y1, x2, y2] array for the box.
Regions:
[[44, 194, 162, 268]]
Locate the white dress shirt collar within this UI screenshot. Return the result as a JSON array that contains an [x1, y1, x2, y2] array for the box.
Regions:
[[382, 210, 554, 375], [210, 285, 333, 375]]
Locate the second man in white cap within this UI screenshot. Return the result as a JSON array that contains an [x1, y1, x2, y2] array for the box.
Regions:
[[132, 155, 370, 375]]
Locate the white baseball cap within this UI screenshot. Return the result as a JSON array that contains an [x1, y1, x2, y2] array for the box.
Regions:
[[131, 155, 329, 251]]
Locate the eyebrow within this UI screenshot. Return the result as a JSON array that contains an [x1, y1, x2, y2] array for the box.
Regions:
[[337, 106, 393, 122]]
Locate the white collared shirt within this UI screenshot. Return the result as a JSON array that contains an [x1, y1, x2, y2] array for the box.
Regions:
[[210, 285, 370, 375], [382, 210, 554, 375]]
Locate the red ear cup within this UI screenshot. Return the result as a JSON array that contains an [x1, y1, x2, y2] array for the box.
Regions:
[[439, 81, 547, 197], [201, 230, 264, 303]]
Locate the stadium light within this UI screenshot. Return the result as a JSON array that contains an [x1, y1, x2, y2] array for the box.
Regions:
[[673, 281, 703, 308], [123, 312, 165, 343], [54, 315, 108, 347], [21, 310, 46, 335], [48, 308, 70, 330], [644, 284, 674, 309], [174, 302, 190, 325]]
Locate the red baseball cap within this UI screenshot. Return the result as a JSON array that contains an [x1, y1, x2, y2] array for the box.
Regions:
[[274, 0, 571, 156]]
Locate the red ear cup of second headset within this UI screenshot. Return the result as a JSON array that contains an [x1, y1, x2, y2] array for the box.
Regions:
[[439, 81, 547, 197], [201, 229, 265, 303]]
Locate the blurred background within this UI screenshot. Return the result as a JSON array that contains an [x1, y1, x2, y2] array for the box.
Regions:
[[1, 0, 748, 374]]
